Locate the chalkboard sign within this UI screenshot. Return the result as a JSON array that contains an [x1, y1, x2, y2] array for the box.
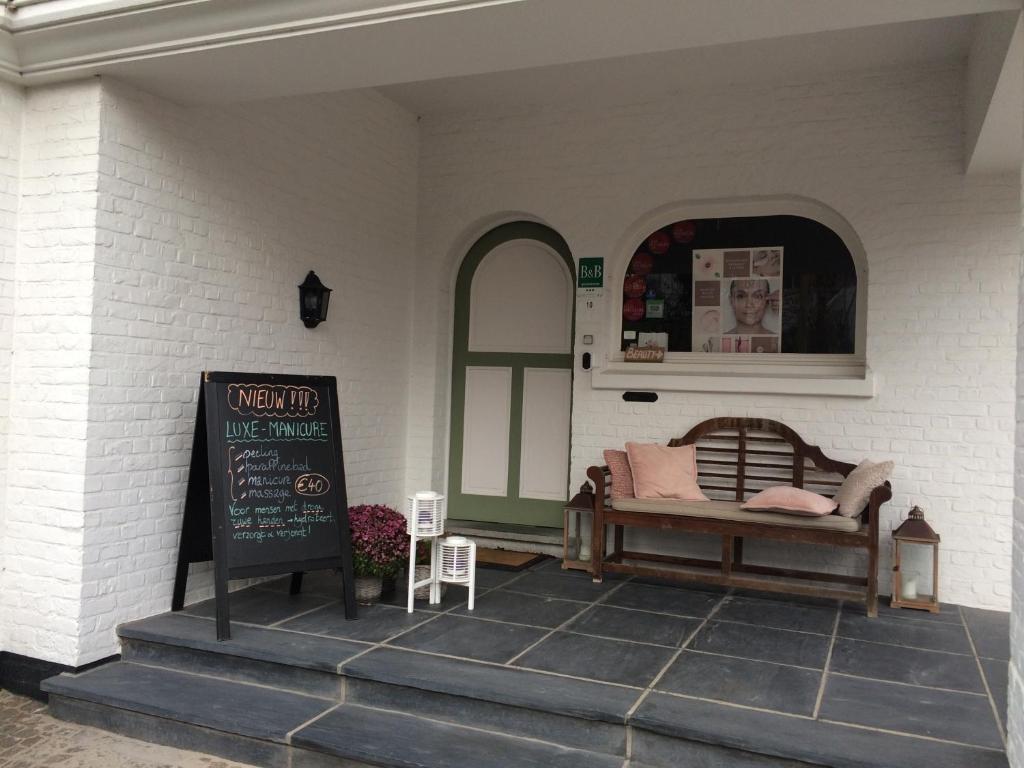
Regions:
[[172, 372, 357, 639]]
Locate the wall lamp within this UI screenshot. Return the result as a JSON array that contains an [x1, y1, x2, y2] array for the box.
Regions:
[[298, 271, 331, 328]]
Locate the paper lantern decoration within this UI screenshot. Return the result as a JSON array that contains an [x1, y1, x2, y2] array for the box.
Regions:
[[672, 221, 696, 243], [624, 275, 647, 298], [647, 231, 671, 254], [623, 298, 645, 322], [630, 251, 654, 275]]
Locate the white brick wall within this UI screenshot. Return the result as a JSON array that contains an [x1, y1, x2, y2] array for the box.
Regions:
[[0, 80, 25, 657], [411, 63, 1019, 610], [1, 77, 419, 665], [70, 79, 419, 664], [1007, 119, 1024, 768], [3, 80, 103, 664]]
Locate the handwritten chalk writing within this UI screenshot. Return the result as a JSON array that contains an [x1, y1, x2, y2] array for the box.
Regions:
[[295, 473, 330, 496], [226, 421, 260, 440], [227, 383, 319, 418], [266, 420, 328, 439]]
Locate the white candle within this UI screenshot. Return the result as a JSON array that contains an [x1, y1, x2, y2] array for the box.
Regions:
[[900, 573, 918, 600]]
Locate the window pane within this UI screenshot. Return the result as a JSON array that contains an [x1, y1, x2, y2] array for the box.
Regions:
[[620, 215, 856, 354]]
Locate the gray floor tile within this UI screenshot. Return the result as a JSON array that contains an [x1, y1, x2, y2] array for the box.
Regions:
[[837, 612, 972, 654], [449, 590, 583, 628], [602, 581, 723, 618], [732, 588, 840, 609], [514, 631, 672, 687], [632, 576, 730, 594], [691, 621, 831, 668], [843, 598, 963, 624], [278, 602, 434, 642], [473, 568, 528, 589], [565, 605, 701, 647], [184, 586, 332, 626], [980, 657, 1008, 729], [820, 674, 1003, 749], [716, 596, 837, 635], [830, 637, 984, 693], [498, 571, 618, 601], [656, 650, 821, 715], [963, 607, 1010, 661], [387, 614, 548, 663]]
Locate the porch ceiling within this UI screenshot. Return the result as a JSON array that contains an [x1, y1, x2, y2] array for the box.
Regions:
[[2, 0, 1020, 173]]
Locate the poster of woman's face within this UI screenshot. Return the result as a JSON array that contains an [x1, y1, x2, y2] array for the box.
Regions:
[[692, 247, 783, 353]]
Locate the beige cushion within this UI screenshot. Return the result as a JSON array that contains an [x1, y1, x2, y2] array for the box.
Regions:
[[834, 459, 894, 517], [625, 442, 708, 501], [603, 449, 635, 501], [611, 497, 863, 532], [742, 486, 838, 516]]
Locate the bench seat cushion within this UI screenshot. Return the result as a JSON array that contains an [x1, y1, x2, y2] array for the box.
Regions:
[[610, 497, 862, 532]]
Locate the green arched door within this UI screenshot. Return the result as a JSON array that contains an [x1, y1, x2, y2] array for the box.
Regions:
[[447, 223, 575, 528]]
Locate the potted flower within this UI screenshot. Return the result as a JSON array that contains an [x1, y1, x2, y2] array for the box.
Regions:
[[348, 504, 408, 603]]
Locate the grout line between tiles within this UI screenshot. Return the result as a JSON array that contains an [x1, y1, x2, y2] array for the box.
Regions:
[[812, 601, 842, 718], [959, 604, 1007, 748], [285, 702, 341, 743], [817, 717, 1006, 752], [624, 588, 732, 724]]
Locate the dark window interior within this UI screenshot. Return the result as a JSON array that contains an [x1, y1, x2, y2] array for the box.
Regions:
[[620, 215, 857, 353]]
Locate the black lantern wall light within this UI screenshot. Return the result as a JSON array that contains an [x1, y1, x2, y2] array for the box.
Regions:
[[298, 271, 331, 328]]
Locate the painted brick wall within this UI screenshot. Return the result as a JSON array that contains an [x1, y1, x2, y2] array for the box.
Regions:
[[412, 63, 1019, 610], [63, 79, 419, 664], [2, 80, 102, 664], [1007, 141, 1024, 768], [0, 80, 24, 656]]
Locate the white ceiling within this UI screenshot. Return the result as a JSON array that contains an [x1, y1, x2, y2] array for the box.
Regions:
[[378, 16, 975, 117]]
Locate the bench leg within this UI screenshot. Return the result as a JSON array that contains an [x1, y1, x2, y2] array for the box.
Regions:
[[721, 536, 734, 578], [591, 516, 605, 583], [864, 540, 880, 618], [613, 525, 624, 560]]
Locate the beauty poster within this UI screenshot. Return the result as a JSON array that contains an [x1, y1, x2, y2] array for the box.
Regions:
[[692, 248, 782, 353]]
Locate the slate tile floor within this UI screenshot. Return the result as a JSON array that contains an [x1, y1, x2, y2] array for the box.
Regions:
[[176, 559, 1010, 764]]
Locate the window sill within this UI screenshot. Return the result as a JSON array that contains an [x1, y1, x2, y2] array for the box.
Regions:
[[590, 360, 874, 398]]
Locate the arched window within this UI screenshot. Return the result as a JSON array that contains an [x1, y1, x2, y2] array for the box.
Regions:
[[620, 215, 857, 355], [598, 202, 870, 396]]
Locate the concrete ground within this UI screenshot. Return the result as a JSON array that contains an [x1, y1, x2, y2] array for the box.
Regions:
[[0, 690, 254, 768]]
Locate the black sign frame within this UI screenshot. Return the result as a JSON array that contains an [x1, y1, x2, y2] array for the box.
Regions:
[[172, 371, 357, 639]]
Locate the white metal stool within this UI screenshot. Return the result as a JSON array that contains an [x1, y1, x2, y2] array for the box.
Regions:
[[406, 491, 446, 613], [438, 536, 476, 611]]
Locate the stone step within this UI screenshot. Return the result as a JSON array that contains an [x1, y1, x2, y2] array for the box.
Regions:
[[117, 613, 637, 756], [42, 661, 623, 768]]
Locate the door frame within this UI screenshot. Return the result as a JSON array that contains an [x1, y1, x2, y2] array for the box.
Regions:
[[446, 221, 576, 528]]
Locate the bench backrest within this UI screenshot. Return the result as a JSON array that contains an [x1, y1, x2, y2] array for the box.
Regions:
[[670, 418, 855, 503]]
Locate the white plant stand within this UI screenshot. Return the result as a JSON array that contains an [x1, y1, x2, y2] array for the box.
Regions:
[[406, 491, 446, 613]]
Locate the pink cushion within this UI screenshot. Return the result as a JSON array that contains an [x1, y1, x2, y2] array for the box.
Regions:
[[603, 449, 635, 500], [625, 442, 708, 501], [741, 486, 838, 516]]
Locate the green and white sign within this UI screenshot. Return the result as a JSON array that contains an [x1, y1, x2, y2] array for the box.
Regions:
[[578, 258, 604, 288]]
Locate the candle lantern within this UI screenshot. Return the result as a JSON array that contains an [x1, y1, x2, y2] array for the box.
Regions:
[[562, 483, 595, 571], [890, 506, 940, 613]]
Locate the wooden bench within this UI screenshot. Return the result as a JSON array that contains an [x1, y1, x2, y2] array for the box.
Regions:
[[586, 417, 891, 616]]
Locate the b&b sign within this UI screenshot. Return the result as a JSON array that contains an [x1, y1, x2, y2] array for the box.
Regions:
[[578, 258, 604, 289]]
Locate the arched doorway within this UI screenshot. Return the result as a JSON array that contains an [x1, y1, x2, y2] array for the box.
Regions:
[[447, 222, 575, 528]]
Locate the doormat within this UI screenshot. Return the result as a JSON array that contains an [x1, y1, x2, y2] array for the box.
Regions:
[[476, 548, 548, 572]]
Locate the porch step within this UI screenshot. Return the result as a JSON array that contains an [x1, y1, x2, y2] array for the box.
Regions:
[[43, 661, 621, 768], [118, 612, 635, 756]]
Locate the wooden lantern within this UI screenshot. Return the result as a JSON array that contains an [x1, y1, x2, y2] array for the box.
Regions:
[[890, 506, 940, 613], [562, 483, 595, 571]]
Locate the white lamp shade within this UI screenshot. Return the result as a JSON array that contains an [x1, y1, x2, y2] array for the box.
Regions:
[[407, 491, 446, 537]]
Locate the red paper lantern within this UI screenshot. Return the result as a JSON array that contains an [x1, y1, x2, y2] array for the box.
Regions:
[[623, 275, 647, 298], [647, 231, 671, 254], [672, 221, 696, 243], [623, 298, 645, 322], [630, 251, 654, 275]]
